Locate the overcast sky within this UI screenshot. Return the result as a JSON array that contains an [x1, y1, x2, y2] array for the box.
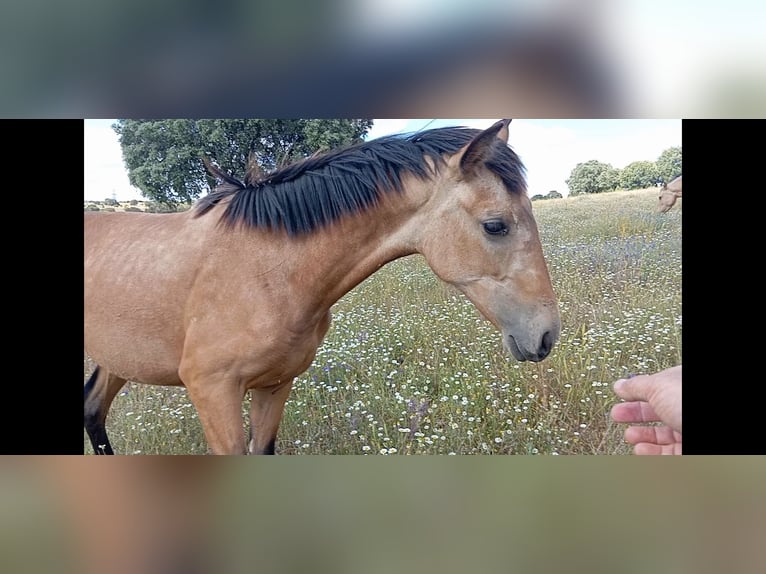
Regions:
[[84, 119, 681, 202]]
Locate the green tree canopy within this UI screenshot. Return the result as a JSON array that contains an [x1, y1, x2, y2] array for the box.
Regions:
[[113, 119, 374, 205], [619, 160, 660, 189], [655, 146, 682, 184], [566, 160, 619, 196]]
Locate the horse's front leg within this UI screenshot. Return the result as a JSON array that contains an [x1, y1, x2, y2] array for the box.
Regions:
[[183, 374, 248, 455], [248, 382, 293, 454]]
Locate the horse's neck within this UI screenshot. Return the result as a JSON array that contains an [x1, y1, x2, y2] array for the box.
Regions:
[[288, 186, 425, 312], [315, 220, 416, 308]]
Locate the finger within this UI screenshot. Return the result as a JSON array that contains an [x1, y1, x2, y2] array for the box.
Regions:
[[634, 442, 682, 455], [610, 401, 659, 424], [613, 376, 652, 402], [624, 425, 678, 445]]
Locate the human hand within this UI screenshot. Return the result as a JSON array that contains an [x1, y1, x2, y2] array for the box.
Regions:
[[610, 365, 682, 455]]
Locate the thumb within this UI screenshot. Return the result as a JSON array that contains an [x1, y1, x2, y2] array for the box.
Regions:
[[613, 375, 652, 403]]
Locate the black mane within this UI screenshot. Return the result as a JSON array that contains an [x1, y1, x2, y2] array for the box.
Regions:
[[194, 126, 526, 235]]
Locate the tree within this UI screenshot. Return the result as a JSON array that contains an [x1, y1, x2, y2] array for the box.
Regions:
[[566, 160, 619, 196], [531, 190, 563, 201], [113, 119, 374, 205], [598, 167, 620, 193], [655, 146, 682, 184], [619, 161, 659, 189]]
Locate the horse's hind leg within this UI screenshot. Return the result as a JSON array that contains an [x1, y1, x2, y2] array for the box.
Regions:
[[248, 382, 293, 454], [84, 365, 127, 455]]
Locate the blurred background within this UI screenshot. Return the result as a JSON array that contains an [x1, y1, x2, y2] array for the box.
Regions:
[[2, 0, 764, 117], [2, 458, 765, 574]]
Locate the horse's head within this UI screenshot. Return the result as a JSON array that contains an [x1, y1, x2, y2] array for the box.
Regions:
[[658, 176, 682, 213], [416, 119, 560, 361], [658, 190, 676, 213]]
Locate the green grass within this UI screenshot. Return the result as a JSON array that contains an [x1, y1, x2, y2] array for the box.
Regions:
[[84, 188, 681, 455]]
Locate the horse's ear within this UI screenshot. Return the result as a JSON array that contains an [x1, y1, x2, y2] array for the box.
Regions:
[[459, 119, 511, 176], [245, 152, 266, 186], [203, 157, 245, 189]]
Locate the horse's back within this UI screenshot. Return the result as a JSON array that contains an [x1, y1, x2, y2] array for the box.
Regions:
[[85, 210, 190, 249], [85, 211, 199, 298]]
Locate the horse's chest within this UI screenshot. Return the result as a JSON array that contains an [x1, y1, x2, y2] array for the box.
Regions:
[[245, 312, 332, 387], [282, 314, 332, 369]]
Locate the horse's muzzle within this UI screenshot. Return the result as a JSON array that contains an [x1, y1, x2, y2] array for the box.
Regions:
[[505, 329, 556, 362]]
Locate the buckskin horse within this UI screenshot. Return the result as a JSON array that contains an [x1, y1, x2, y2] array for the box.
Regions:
[[84, 119, 561, 454]]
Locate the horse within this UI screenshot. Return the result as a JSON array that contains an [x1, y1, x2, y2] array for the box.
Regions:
[[84, 119, 561, 455], [658, 175, 682, 213]]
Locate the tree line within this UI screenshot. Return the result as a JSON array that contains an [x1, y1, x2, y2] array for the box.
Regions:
[[565, 146, 681, 196]]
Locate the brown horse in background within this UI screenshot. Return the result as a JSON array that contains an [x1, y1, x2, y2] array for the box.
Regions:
[[84, 119, 561, 454], [658, 175, 682, 213]]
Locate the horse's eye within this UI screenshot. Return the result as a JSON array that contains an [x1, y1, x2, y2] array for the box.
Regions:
[[483, 220, 508, 236]]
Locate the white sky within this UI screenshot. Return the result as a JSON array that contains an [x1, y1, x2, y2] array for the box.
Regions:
[[84, 119, 681, 202]]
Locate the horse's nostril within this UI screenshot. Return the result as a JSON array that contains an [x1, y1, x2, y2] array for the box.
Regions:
[[540, 331, 553, 356]]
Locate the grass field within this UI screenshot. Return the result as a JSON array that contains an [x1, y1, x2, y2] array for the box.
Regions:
[[84, 188, 681, 455]]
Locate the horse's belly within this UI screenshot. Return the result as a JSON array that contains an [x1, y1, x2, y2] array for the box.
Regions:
[[86, 345, 183, 386], [85, 316, 185, 386]]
